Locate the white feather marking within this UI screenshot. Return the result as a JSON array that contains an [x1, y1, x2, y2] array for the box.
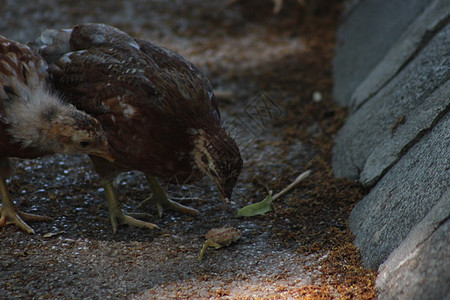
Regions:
[[27, 60, 35, 69], [59, 53, 72, 63], [126, 68, 137, 74], [192, 131, 219, 182], [119, 102, 136, 118], [129, 41, 140, 50]]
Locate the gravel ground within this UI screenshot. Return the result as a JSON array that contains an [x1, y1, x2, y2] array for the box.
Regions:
[[0, 1, 377, 299]]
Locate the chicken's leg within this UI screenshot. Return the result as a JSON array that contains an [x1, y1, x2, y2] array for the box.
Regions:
[[103, 180, 159, 234], [139, 175, 199, 217], [0, 177, 52, 234]]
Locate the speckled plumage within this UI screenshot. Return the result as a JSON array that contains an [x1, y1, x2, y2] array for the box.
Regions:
[[0, 35, 52, 159], [35, 23, 242, 232], [0, 35, 111, 159], [39, 23, 242, 195], [0, 35, 113, 233]]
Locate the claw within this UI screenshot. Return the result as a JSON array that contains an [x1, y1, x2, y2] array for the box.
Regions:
[[0, 207, 52, 234], [141, 175, 200, 217], [109, 209, 159, 234], [103, 180, 159, 233], [0, 178, 52, 234]]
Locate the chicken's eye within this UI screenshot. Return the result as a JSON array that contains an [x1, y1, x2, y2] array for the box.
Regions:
[[79, 140, 90, 148]]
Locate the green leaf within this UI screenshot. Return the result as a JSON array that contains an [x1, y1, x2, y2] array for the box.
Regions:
[[237, 191, 273, 217]]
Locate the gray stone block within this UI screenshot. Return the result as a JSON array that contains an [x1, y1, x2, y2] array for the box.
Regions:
[[360, 79, 449, 186], [333, 1, 450, 297], [350, 0, 450, 109], [349, 111, 450, 269], [333, 0, 431, 106], [376, 189, 450, 300], [332, 24, 450, 182]]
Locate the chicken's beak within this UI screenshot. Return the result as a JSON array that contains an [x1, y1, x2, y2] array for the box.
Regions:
[[221, 192, 228, 201], [219, 180, 235, 201]]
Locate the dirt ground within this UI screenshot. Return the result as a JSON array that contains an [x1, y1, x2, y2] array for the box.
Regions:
[[0, 0, 377, 298]]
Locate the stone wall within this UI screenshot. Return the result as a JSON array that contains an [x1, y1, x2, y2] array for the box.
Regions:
[[332, 0, 449, 298]]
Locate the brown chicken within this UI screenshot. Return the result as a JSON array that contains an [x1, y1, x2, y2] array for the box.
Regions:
[[34, 23, 243, 233], [0, 35, 113, 233]]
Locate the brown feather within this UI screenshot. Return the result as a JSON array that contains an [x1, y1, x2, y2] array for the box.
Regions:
[[40, 23, 242, 197]]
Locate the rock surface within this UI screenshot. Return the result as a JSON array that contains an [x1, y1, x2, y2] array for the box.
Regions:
[[333, 22, 450, 183], [349, 111, 449, 268], [376, 189, 450, 300], [332, 0, 431, 106], [350, 0, 450, 109], [332, 0, 450, 298]]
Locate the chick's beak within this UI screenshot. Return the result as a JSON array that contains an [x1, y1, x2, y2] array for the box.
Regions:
[[89, 150, 115, 162], [89, 137, 115, 162]]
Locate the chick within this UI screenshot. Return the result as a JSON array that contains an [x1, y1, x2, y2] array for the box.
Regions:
[[0, 35, 113, 233]]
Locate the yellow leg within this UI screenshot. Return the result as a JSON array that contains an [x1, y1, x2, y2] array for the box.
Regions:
[[0, 178, 52, 234], [104, 180, 158, 234], [139, 175, 200, 217]]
